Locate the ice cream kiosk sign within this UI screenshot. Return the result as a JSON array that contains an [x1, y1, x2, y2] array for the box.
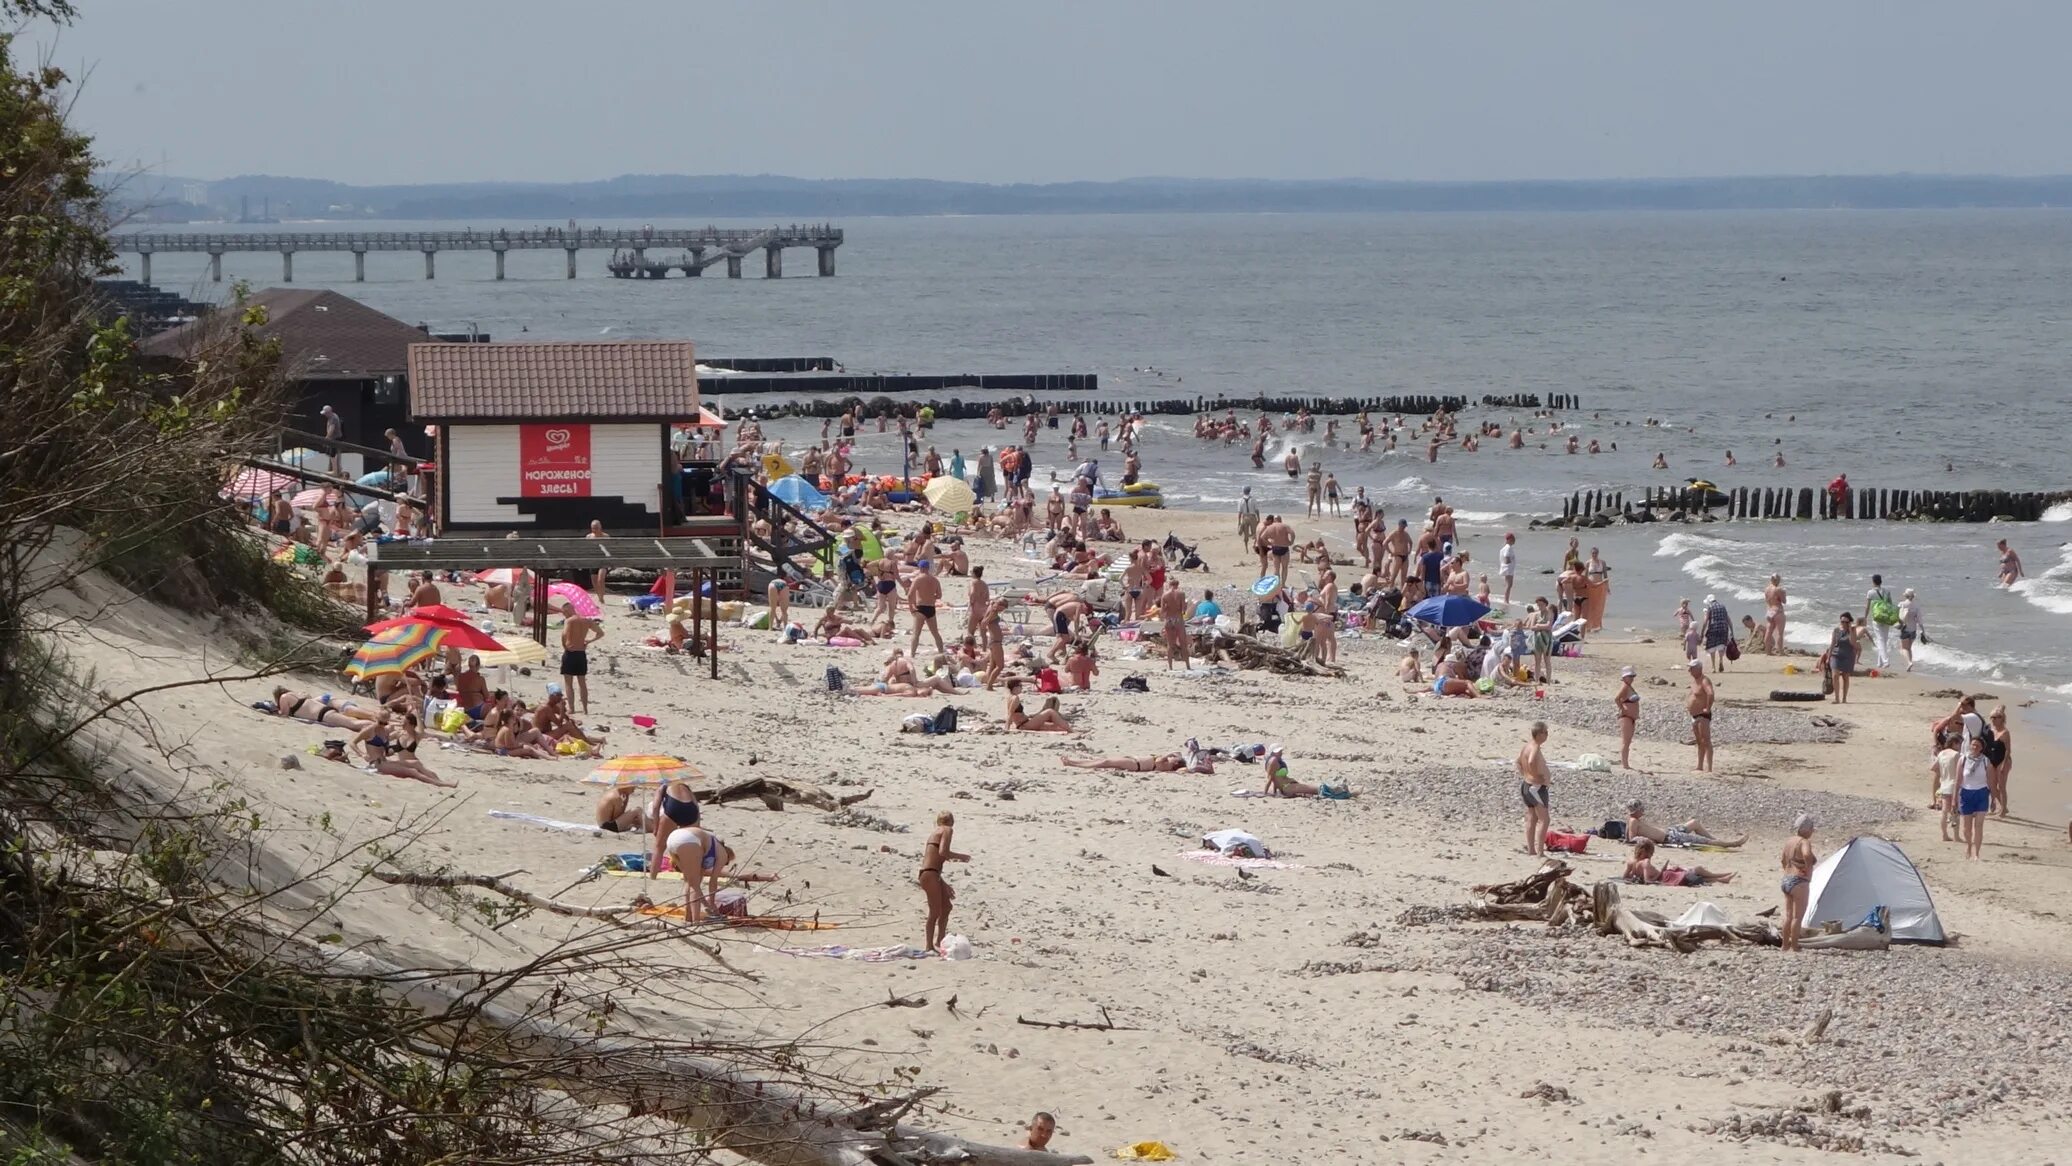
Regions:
[[520, 424, 592, 497]]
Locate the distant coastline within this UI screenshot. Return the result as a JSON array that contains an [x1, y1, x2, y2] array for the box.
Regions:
[[107, 171, 2072, 223]]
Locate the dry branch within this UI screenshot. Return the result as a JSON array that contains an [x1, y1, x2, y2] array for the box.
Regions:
[[1015, 1007, 1139, 1032], [692, 777, 874, 813]]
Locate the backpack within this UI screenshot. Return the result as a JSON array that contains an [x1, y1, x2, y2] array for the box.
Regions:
[[931, 705, 959, 734], [1036, 667, 1062, 694], [1869, 590, 1901, 626], [824, 666, 846, 693], [1977, 722, 2005, 765], [1119, 676, 1149, 693], [1599, 819, 1626, 841]]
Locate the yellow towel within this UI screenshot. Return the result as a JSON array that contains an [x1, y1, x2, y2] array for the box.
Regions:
[[1113, 1142, 1176, 1161]]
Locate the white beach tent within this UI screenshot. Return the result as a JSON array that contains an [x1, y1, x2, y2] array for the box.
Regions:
[[1801, 835, 1946, 945]]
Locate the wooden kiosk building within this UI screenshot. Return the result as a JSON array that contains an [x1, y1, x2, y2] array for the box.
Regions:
[[365, 340, 741, 676]]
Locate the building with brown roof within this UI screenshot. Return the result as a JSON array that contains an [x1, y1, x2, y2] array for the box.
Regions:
[[141, 288, 451, 475], [407, 341, 701, 534]]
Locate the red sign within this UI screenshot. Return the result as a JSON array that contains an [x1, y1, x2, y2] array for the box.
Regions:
[[519, 424, 592, 497]]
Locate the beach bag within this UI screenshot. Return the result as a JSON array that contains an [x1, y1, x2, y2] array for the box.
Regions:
[[1036, 667, 1062, 694], [824, 666, 847, 693], [1724, 639, 1740, 662], [1544, 831, 1590, 854], [931, 705, 959, 734], [1869, 592, 1901, 626], [1120, 676, 1150, 693], [1599, 819, 1626, 841], [435, 707, 469, 733]]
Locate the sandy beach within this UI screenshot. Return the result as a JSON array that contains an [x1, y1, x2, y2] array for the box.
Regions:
[[47, 496, 2072, 1164]]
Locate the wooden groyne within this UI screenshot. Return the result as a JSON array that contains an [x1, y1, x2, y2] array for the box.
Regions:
[[716, 388, 1577, 419], [1545, 484, 2072, 527], [703, 356, 836, 372]]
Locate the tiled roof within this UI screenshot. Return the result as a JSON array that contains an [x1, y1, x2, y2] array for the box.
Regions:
[[408, 341, 700, 421], [140, 287, 433, 377]]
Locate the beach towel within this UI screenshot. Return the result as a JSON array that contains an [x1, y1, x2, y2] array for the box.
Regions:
[[635, 905, 839, 930], [1179, 849, 1302, 871], [1113, 1141, 1177, 1161], [487, 810, 600, 834], [762, 944, 932, 961], [1201, 829, 1268, 857]]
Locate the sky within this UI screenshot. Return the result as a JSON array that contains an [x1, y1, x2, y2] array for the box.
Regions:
[[27, 0, 2072, 186]]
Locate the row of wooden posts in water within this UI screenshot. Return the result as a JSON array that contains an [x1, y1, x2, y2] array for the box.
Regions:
[[730, 392, 1571, 422], [1556, 485, 2071, 524]]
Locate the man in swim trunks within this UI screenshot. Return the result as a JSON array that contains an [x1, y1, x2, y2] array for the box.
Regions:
[[1261, 514, 1294, 578], [1517, 721, 1552, 856], [1159, 579, 1191, 671], [559, 603, 604, 715], [1624, 800, 1746, 849], [1686, 658, 1715, 772], [1382, 520, 1412, 589], [906, 567, 946, 658]]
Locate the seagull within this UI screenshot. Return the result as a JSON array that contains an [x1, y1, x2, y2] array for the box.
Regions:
[[1235, 867, 1255, 882], [1150, 864, 1171, 878]]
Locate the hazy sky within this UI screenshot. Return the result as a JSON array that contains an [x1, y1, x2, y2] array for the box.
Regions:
[[30, 0, 2072, 185]]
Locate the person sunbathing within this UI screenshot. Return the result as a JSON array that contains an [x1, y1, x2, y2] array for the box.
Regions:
[[1004, 679, 1070, 731], [1623, 839, 1734, 887], [1062, 752, 1188, 772], [349, 713, 454, 787], [1430, 655, 1478, 697], [270, 688, 382, 730], [1625, 801, 1746, 848], [1260, 746, 1320, 797]]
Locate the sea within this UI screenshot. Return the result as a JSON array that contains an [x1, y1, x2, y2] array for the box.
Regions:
[[129, 210, 2072, 740]]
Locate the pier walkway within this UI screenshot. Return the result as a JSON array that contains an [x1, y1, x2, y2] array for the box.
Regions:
[[116, 224, 842, 283]]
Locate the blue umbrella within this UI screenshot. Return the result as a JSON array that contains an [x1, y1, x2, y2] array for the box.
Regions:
[[350, 469, 404, 508], [767, 474, 830, 512], [1406, 594, 1491, 628]]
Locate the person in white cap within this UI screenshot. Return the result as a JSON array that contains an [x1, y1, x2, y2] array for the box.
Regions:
[[1686, 658, 1716, 772], [1615, 665, 1641, 769]]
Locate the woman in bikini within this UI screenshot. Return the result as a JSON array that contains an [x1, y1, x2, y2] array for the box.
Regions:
[[1060, 752, 1187, 772], [918, 811, 969, 953], [1260, 747, 1320, 797], [1623, 838, 1733, 888], [349, 712, 453, 787], [664, 823, 734, 923], [270, 687, 382, 731], [1003, 679, 1070, 732], [1614, 666, 1641, 769], [1780, 814, 1818, 953], [814, 609, 877, 644]]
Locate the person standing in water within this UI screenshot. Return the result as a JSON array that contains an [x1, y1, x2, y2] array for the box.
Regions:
[[1996, 539, 2023, 586]]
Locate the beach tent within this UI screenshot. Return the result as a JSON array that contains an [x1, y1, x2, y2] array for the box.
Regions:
[[767, 474, 830, 512], [1802, 835, 1945, 945]]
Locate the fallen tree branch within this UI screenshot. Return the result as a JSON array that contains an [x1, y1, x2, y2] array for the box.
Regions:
[[692, 777, 874, 813], [1015, 1007, 1139, 1032], [369, 868, 633, 919]]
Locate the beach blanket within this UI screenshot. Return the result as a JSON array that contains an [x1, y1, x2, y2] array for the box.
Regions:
[[762, 943, 932, 961], [487, 810, 600, 834], [634, 905, 839, 930], [1179, 849, 1303, 871]]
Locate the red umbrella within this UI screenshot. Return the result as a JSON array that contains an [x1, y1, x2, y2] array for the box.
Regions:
[[366, 605, 507, 652]]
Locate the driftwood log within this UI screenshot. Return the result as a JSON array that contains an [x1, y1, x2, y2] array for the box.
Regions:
[[1160, 627, 1346, 677], [691, 777, 874, 813]]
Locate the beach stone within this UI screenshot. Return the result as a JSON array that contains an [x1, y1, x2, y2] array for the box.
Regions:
[[278, 755, 302, 770]]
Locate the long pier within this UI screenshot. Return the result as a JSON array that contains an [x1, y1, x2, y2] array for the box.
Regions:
[[115, 224, 842, 284]]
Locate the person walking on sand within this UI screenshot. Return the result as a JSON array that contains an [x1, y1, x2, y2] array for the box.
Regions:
[[1862, 573, 1900, 671], [1825, 611, 1862, 704], [559, 602, 604, 715], [1236, 486, 1259, 545], [1498, 532, 1517, 606], [1614, 665, 1641, 769], [1686, 659, 1715, 772], [1701, 595, 1732, 672], [918, 811, 969, 953], [1897, 588, 1925, 670], [1780, 815, 1817, 952], [1763, 574, 1787, 655], [964, 566, 991, 652], [1159, 579, 1191, 671], [1516, 721, 1552, 856], [1958, 735, 1991, 860]]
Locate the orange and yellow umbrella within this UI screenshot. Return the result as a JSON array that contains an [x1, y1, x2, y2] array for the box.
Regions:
[[582, 755, 704, 787], [345, 623, 449, 679]]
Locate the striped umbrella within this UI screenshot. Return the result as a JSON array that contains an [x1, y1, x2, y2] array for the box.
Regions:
[[345, 623, 449, 679], [223, 468, 298, 501], [473, 637, 548, 667], [546, 581, 603, 619], [472, 567, 527, 587], [582, 755, 705, 787], [290, 487, 331, 511], [365, 605, 506, 652]]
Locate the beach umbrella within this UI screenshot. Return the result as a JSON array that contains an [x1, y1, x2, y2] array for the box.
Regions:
[[223, 467, 298, 501], [276, 447, 324, 468], [366, 605, 506, 652], [350, 469, 404, 508], [472, 567, 528, 587], [921, 476, 975, 513], [1406, 594, 1491, 628], [582, 754, 705, 787], [546, 581, 603, 619], [345, 623, 448, 679], [768, 474, 831, 512], [291, 487, 331, 511], [473, 637, 548, 667]]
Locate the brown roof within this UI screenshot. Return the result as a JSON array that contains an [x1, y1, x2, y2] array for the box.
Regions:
[[408, 340, 699, 421], [140, 288, 435, 378]]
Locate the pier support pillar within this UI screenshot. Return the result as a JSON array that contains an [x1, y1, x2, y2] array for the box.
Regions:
[[817, 245, 836, 276], [353, 249, 366, 281], [726, 254, 743, 279], [281, 251, 294, 282], [493, 248, 506, 280], [209, 252, 223, 282], [687, 246, 704, 276], [566, 248, 579, 278], [765, 244, 782, 278], [139, 252, 151, 283], [423, 248, 436, 280]]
